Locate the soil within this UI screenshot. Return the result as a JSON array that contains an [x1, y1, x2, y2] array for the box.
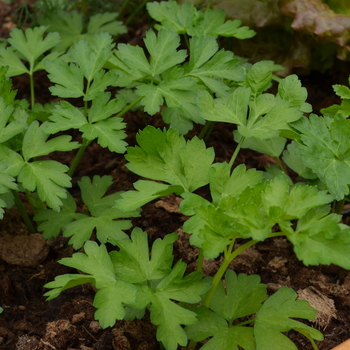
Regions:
[[1, 1, 350, 350]]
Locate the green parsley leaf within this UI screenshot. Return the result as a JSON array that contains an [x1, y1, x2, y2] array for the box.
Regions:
[[254, 286, 323, 349], [0, 98, 27, 143], [185, 270, 267, 350], [147, 1, 196, 34], [39, 11, 126, 52], [62, 176, 140, 249], [285, 206, 350, 268], [125, 126, 214, 193], [6, 26, 60, 74], [34, 192, 85, 239], [114, 180, 182, 212], [44, 241, 137, 327], [22, 121, 80, 161], [110, 228, 177, 283], [292, 114, 350, 199], [18, 161, 71, 212]]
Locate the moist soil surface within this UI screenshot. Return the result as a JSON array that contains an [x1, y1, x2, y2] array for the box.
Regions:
[[1, 2, 350, 350]]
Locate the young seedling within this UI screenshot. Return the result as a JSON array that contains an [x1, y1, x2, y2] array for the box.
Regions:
[[0, 26, 61, 108], [34, 175, 141, 249]]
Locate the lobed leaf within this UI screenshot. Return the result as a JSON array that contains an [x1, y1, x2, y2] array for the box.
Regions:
[[292, 114, 350, 199], [126, 126, 214, 192], [110, 228, 177, 283], [254, 286, 323, 349]]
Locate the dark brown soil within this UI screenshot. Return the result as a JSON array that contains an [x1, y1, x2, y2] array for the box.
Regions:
[[1, 2, 350, 350]]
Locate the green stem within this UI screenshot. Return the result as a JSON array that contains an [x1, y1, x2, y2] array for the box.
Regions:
[[202, 239, 258, 308], [29, 73, 35, 110], [198, 121, 213, 140], [275, 156, 285, 172], [334, 198, 345, 215], [204, 121, 215, 142], [187, 339, 197, 349], [183, 33, 190, 50], [116, 95, 144, 118], [67, 139, 91, 177], [228, 136, 245, 171], [118, 0, 131, 19], [11, 190, 36, 233], [125, 0, 150, 27], [206, 0, 213, 10], [294, 329, 319, 350], [80, 0, 87, 15], [196, 248, 204, 273]]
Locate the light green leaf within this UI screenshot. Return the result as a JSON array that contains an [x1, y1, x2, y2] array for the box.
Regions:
[[85, 68, 119, 101], [185, 305, 256, 350], [62, 176, 139, 249], [333, 84, 350, 99], [45, 241, 137, 326], [0, 162, 17, 192], [237, 134, 287, 157], [147, 1, 196, 34], [38, 10, 84, 51], [238, 103, 302, 139], [0, 47, 29, 76], [148, 261, 210, 350], [254, 287, 323, 350], [18, 160, 71, 211], [86, 12, 126, 36], [292, 114, 350, 199], [80, 118, 127, 153], [0, 144, 24, 177], [79, 175, 113, 209], [262, 174, 332, 221], [209, 163, 264, 205], [94, 280, 136, 328], [8, 26, 60, 72], [189, 8, 255, 39], [287, 206, 350, 268], [45, 60, 85, 98], [245, 60, 274, 95], [69, 32, 114, 82], [116, 42, 151, 76], [282, 141, 317, 180], [278, 74, 312, 112], [42, 101, 86, 134], [34, 192, 85, 239], [88, 92, 126, 123], [114, 180, 182, 212], [110, 228, 177, 283], [126, 126, 214, 192], [162, 106, 197, 135], [197, 87, 250, 125], [136, 76, 198, 116], [210, 270, 267, 322], [22, 121, 80, 161], [0, 98, 27, 143], [144, 29, 187, 76]]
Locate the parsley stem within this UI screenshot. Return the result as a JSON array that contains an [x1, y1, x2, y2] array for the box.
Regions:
[[29, 73, 35, 110], [275, 156, 285, 172], [202, 239, 258, 308], [196, 248, 204, 272], [198, 121, 213, 140], [229, 136, 245, 171], [333, 198, 345, 214], [125, 0, 150, 27], [115, 95, 144, 118], [118, 0, 131, 19], [67, 139, 91, 177], [12, 189, 36, 233]]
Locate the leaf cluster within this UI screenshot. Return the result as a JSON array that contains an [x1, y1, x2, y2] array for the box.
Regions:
[[44, 228, 210, 350]]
